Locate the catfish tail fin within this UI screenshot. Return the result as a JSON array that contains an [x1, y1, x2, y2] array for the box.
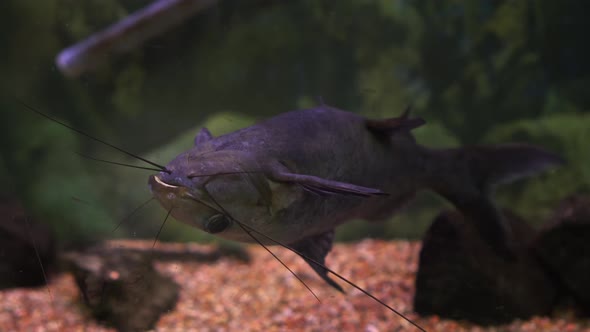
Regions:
[[452, 143, 564, 191], [429, 143, 564, 259]]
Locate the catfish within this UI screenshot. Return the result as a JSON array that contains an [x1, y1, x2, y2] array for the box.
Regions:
[[19, 100, 562, 332], [148, 104, 563, 291]]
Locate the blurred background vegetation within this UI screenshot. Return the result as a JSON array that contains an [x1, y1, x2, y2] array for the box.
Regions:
[[0, 0, 588, 248]]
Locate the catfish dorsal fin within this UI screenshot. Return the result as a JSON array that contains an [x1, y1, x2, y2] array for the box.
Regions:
[[194, 127, 213, 145], [366, 105, 425, 135]]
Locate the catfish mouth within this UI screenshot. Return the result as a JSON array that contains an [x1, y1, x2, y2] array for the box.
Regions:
[[148, 174, 181, 193], [149, 174, 179, 190], [148, 174, 217, 225], [148, 174, 191, 204]]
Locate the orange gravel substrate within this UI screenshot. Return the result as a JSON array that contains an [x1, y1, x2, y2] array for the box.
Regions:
[[0, 239, 588, 332]]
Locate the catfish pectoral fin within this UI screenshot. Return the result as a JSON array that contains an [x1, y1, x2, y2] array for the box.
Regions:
[[291, 230, 344, 293], [269, 166, 387, 197]]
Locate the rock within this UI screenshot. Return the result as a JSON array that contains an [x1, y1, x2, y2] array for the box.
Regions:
[[534, 194, 590, 315], [0, 195, 56, 289], [61, 239, 250, 331], [63, 244, 180, 332], [414, 209, 557, 325]]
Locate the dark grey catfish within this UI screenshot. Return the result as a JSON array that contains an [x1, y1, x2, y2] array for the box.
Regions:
[[148, 105, 562, 290]]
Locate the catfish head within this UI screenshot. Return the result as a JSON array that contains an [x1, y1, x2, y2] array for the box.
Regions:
[[148, 149, 290, 242]]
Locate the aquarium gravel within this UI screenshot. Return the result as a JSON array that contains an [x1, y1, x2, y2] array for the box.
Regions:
[[0, 240, 588, 332]]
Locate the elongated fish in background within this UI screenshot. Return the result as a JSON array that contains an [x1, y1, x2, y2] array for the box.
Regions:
[[148, 104, 563, 291]]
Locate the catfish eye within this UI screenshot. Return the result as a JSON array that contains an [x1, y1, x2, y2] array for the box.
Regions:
[[205, 214, 231, 233]]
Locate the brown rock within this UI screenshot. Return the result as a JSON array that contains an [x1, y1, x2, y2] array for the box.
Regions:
[[63, 244, 180, 332], [534, 194, 590, 315], [414, 209, 557, 325]]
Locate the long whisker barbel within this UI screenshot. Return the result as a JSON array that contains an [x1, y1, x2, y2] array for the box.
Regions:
[[76, 151, 266, 178], [15, 97, 170, 173], [187, 170, 266, 179], [113, 197, 155, 232], [153, 208, 173, 248], [24, 216, 53, 301], [75, 152, 165, 172], [235, 222, 321, 303], [75, 153, 265, 177]]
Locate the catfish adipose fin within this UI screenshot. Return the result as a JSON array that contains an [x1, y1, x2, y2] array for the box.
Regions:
[[366, 105, 426, 135], [290, 230, 343, 292]]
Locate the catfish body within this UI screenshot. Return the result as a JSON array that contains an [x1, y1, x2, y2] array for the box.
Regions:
[[150, 106, 426, 241], [149, 105, 562, 290]]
